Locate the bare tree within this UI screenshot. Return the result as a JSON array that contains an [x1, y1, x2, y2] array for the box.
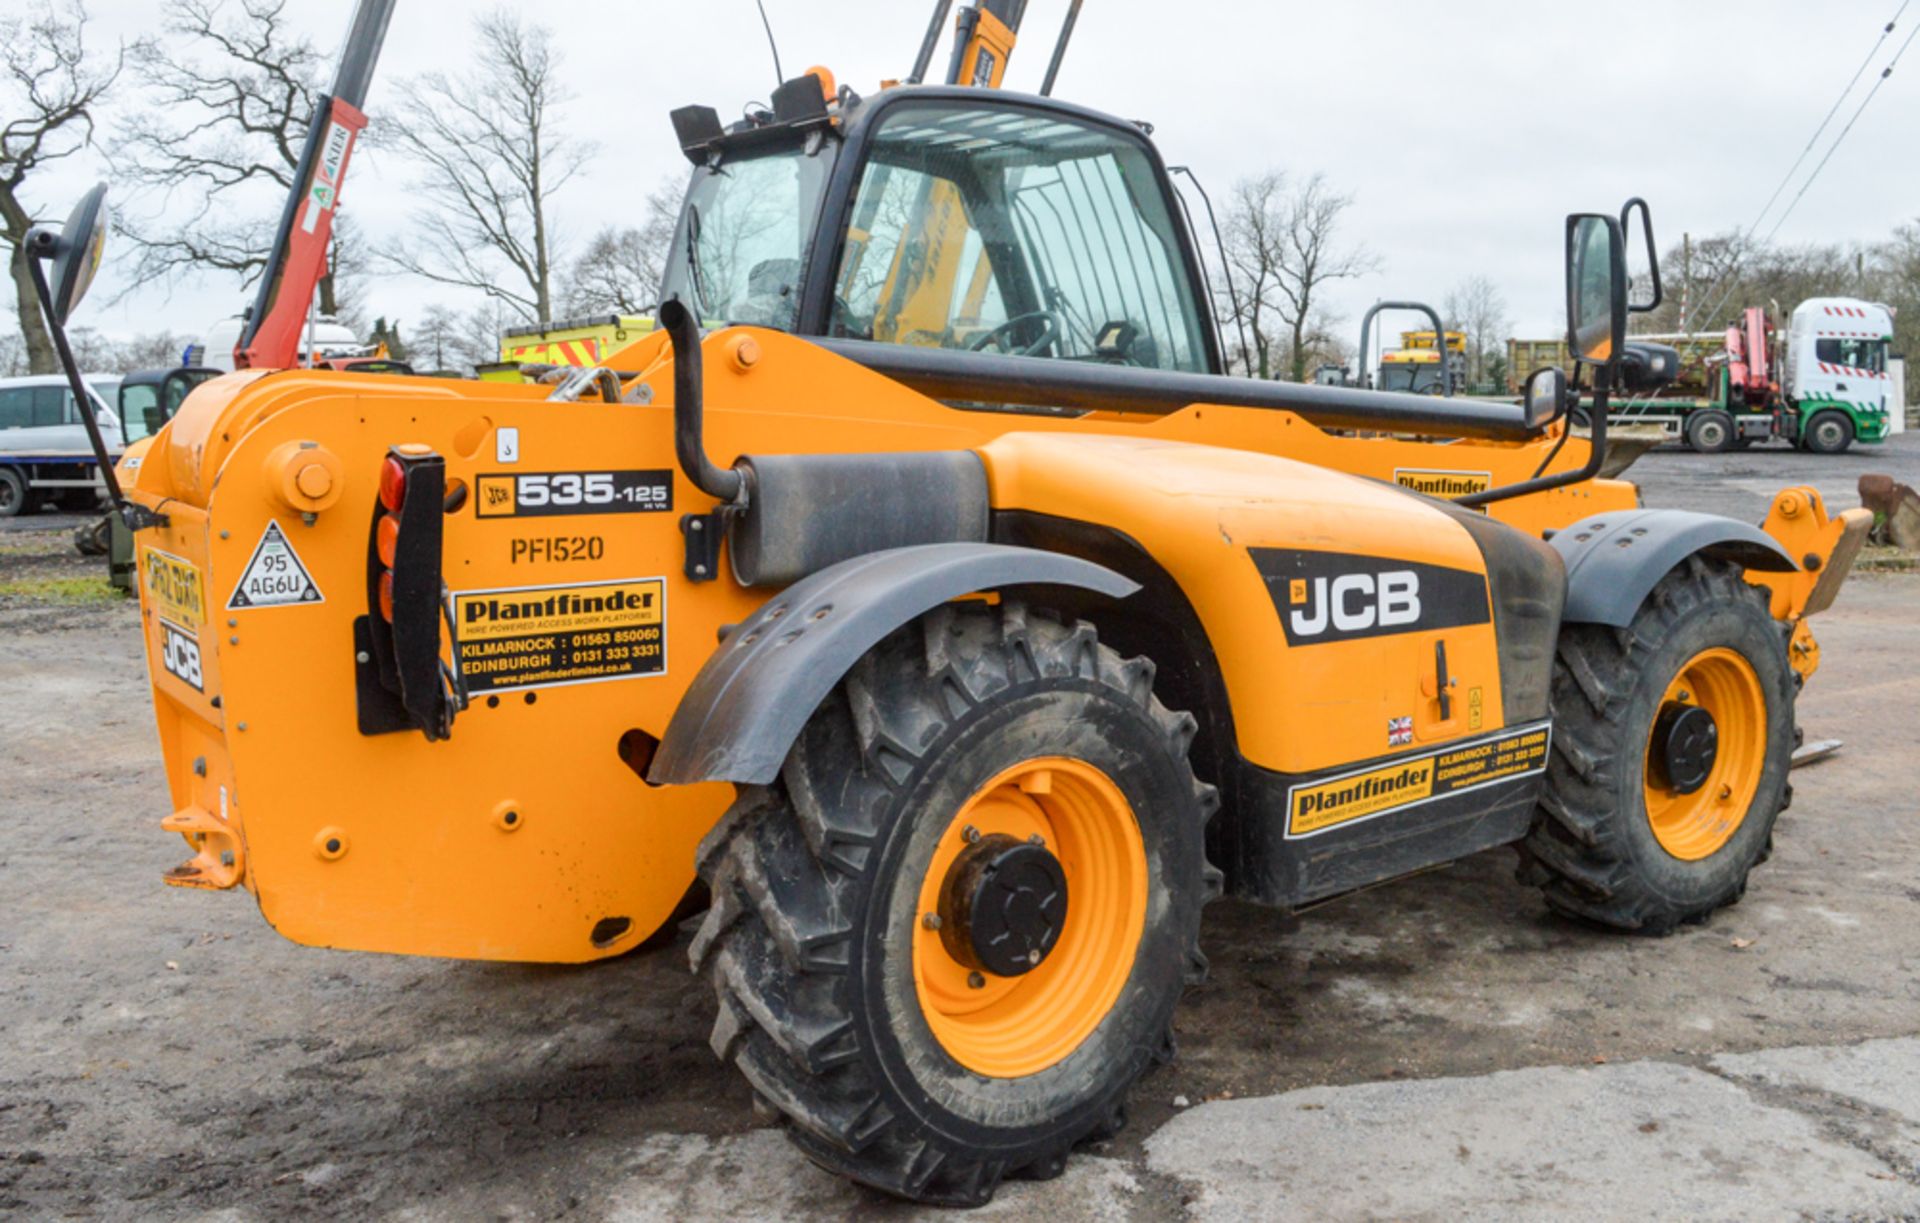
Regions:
[[1268, 174, 1376, 383], [1218, 172, 1287, 378], [407, 302, 466, 372], [112, 0, 359, 316], [1220, 171, 1376, 381], [1442, 274, 1508, 390], [560, 179, 682, 317], [1, 2, 119, 373], [379, 10, 591, 324]]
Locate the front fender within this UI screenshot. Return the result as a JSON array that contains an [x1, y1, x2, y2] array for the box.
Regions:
[[648, 543, 1139, 786], [1551, 509, 1797, 627]]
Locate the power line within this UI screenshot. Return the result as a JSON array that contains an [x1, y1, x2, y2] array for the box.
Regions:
[[1761, 16, 1920, 247], [1744, 1, 1906, 249], [1679, 3, 1909, 333]]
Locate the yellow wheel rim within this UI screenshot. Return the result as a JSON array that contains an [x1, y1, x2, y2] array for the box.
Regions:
[[912, 757, 1148, 1079], [1643, 647, 1767, 861]]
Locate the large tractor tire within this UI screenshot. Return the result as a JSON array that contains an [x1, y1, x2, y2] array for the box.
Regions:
[[692, 601, 1219, 1205], [1521, 556, 1794, 933], [1802, 410, 1854, 455]]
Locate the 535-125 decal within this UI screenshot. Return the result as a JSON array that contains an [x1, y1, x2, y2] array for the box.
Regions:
[[476, 470, 673, 519]]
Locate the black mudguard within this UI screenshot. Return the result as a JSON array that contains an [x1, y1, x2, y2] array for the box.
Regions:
[[1550, 509, 1797, 627], [648, 542, 1139, 786]]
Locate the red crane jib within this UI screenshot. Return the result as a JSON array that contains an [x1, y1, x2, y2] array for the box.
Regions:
[[234, 97, 369, 371]]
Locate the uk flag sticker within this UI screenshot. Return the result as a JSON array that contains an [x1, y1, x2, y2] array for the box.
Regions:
[[1388, 716, 1414, 748]]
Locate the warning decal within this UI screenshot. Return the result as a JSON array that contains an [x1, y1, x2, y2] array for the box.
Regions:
[[1286, 721, 1551, 839], [228, 521, 324, 609], [452, 576, 666, 694]]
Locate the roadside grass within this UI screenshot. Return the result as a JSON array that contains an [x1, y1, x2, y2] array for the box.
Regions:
[[0, 575, 124, 605], [1856, 543, 1918, 573]]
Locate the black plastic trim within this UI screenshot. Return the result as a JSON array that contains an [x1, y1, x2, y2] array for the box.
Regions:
[[1426, 500, 1567, 724]]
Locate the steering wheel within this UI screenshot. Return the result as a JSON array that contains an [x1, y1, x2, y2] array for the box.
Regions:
[[967, 310, 1061, 357]]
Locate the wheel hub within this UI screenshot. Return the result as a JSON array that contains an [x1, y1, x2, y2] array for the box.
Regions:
[[938, 832, 1069, 977], [1651, 701, 1718, 794]]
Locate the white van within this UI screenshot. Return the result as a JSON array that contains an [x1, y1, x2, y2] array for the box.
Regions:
[[0, 373, 125, 516], [197, 315, 373, 372]]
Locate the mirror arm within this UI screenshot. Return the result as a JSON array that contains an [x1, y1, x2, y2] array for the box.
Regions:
[[25, 251, 165, 531], [1457, 368, 1611, 509]]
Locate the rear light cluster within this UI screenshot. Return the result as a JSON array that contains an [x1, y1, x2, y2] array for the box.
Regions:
[[375, 445, 429, 622], [359, 442, 463, 742]]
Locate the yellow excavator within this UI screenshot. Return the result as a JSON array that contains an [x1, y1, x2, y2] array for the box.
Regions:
[[24, 0, 1869, 1206]]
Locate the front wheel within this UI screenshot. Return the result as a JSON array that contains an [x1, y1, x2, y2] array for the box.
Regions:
[[1520, 557, 1794, 933], [1802, 410, 1854, 454], [691, 602, 1218, 1205]]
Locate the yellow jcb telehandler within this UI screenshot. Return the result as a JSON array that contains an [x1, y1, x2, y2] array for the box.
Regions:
[[25, 1, 1868, 1207]]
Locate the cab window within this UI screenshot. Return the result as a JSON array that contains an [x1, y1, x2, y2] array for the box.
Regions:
[[121, 384, 162, 443], [0, 386, 67, 430], [830, 103, 1210, 373], [1814, 338, 1886, 372]]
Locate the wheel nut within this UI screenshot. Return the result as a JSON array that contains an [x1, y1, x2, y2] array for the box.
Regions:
[[922, 912, 942, 930], [967, 971, 986, 989], [1676, 689, 1692, 702], [962, 825, 981, 843], [1027, 949, 1041, 965], [1719, 784, 1733, 800], [1028, 833, 1045, 846]]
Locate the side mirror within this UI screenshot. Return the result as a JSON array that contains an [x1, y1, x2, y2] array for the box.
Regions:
[[1621, 196, 1662, 313], [1523, 366, 1567, 429], [26, 183, 111, 328], [1566, 213, 1626, 368]]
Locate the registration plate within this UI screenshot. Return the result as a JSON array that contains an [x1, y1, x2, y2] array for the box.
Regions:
[[141, 547, 207, 629]]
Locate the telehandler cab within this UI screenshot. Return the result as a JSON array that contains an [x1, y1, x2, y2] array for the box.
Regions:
[[29, 2, 1870, 1207]]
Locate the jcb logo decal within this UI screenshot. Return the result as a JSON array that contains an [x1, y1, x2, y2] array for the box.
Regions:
[[1288, 570, 1422, 638], [1252, 548, 1489, 645], [159, 620, 204, 691]]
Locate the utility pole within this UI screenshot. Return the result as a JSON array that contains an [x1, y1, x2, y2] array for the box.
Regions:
[[1680, 232, 1692, 332]]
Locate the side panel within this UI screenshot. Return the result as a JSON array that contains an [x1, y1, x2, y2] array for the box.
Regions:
[[980, 432, 1510, 777], [979, 432, 1557, 907]]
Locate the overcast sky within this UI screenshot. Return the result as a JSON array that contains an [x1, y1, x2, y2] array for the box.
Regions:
[[28, 0, 1920, 353]]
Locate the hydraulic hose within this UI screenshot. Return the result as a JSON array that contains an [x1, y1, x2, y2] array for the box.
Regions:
[[658, 298, 743, 503]]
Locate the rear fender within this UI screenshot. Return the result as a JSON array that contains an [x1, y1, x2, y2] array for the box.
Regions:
[[1551, 508, 1797, 628], [648, 542, 1138, 786]]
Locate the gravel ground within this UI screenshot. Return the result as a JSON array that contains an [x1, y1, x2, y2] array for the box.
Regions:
[[1, 440, 1916, 1219], [1627, 427, 1920, 523]]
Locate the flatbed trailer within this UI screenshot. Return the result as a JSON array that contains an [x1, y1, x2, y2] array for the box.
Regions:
[[0, 450, 113, 517]]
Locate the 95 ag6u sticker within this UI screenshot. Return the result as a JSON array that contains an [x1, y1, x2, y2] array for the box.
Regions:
[[452, 576, 666, 694], [475, 470, 672, 519]]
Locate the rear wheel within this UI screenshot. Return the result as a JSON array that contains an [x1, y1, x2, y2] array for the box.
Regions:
[[691, 602, 1218, 1205], [1520, 557, 1794, 933], [1802, 410, 1853, 454], [1685, 409, 1735, 453], [0, 468, 28, 518]]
